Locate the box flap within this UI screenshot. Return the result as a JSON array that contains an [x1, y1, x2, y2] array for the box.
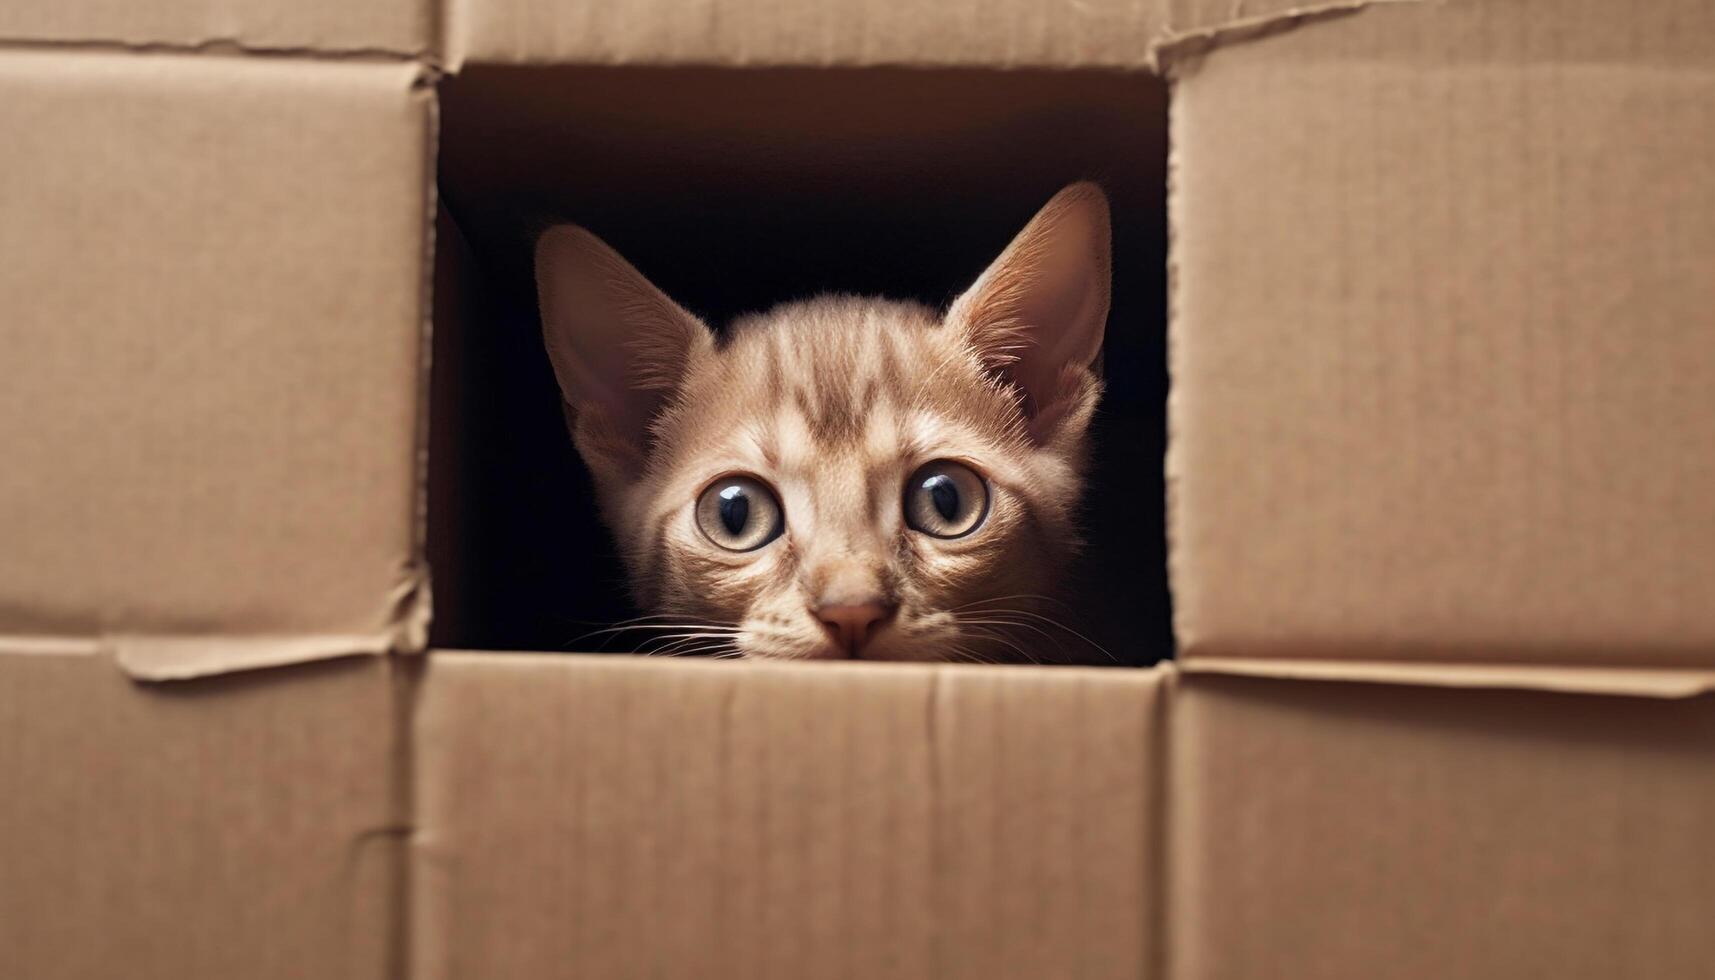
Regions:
[[0, 50, 433, 678], [1169, 0, 1715, 688], [445, 0, 1411, 69], [0, 0, 431, 57], [0, 650, 404, 980], [1186, 656, 1715, 698], [1157, 0, 1414, 60], [1171, 674, 1715, 979], [446, 0, 1165, 69], [414, 653, 1166, 979]]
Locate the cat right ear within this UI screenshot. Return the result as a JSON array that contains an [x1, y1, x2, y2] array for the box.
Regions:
[[946, 182, 1110, 447], [535, 225, 713, 480]]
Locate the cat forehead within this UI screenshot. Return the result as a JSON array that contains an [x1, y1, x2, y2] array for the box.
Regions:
[[688, 296, 1022, 443], [722, 295, 941, 377]]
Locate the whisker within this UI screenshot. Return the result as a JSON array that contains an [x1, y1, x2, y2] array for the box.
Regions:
[[568, 620, 741, 651], [957, 624, 1044, 666], [940, 642, 998, 666], [948, 593, 1079, 614], [662, 641, 739, 659], [644, 632, 744, 657], [986, 611, 1118, 664], [573, 622, 742, 640], [955, 608, 1117, 664], [953, 615, 1067, 653]]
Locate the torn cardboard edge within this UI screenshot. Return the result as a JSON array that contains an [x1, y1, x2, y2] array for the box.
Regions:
[[0, 34, 432, 64], [441, 0, 1412, 72], [1151, 0, 1417, 74], [0, 0, 1414, 84], [0, 566, 432, 681], [412, 95, 443, 581]]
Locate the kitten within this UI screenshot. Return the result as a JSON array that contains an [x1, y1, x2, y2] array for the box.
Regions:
[[535, 182, 1110, 662]]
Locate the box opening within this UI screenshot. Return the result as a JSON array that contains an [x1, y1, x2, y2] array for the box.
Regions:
[[429, 66, 1170, 665]]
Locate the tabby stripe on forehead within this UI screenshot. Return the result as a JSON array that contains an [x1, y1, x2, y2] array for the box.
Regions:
[[794, 385, 865, 448], [759, 426, 781, 469], [763, 330, 786, 406], [876, 324, 902, 390]]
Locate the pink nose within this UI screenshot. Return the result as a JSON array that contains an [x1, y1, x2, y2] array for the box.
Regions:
[[814, 602, 896, 658]]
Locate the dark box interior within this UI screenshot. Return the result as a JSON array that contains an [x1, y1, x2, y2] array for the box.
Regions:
[[428, 66, 1170, 665]]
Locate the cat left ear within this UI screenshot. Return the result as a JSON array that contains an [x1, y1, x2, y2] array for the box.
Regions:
[[535, 225, 714, 482], [946, 182, 1110, 445]]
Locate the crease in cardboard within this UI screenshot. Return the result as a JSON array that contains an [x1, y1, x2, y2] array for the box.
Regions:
[[922, 664, 946, 974], [380, 655, 419, 980], [437, 0, 468, 71], [68, 565, 434, 681], [1163, 68, 1187, 673], [0, 33, 432, 64], [1147, 666, 1175, 980], [112, 634, 398, 681], [412, 82, 443, 604], [1185, 657, 1715, 699], [389, 563, 436, 655], [376, 824, 413, 980], [0, 635, 106, 657], [1152, 0, 1417, 72]]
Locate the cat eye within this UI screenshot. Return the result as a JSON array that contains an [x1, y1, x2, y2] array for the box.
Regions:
[[695, 475, 784, 552], [903, 460, 989, 539]]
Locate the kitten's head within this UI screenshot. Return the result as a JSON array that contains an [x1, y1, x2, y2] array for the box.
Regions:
[[536, 183, 1109, 661]]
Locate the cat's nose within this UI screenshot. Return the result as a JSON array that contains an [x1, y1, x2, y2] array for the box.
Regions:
[[813, 602, 896, 658]]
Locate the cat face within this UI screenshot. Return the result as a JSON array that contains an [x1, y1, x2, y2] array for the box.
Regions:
[[536, 183, 1110, 661]]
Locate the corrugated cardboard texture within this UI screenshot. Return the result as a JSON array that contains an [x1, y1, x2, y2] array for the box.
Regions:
[[1171, 0, 1715, 668], [415, 653, 1164, 979], [0, 652, 403, 980], [0, 0, 430, 56], [0, 51, 431, 673], [1171, 675, 1715, 979]]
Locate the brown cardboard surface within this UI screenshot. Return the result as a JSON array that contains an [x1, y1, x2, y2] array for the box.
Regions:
[[1186, 656, 1715, 698], [1171, 674, 1715, 979], [444, 0, 1394, 68], [0, 0, 430, 56], [0, 651, 403, 980], [414, 653, 1165, 979], [446, 0, 1164, 69], [1170, 0, 1715, 672], [0, 50, 433, 676]]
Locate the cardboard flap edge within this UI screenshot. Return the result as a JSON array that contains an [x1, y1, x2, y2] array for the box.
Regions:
[[1183, 656, 1715, 699], [0, 564, 431, 681], [1153, 0, 1419, 70], [110, 633, 389, 681]]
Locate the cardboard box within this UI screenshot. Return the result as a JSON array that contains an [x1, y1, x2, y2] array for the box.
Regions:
[[414, 654, 1166, 979], [0, 651, 404, 980], [1169, 0, 1715, 679], [3, 0, 1714, 977], [1172, 675, 1715, 979], [0, 48, 430, 680]]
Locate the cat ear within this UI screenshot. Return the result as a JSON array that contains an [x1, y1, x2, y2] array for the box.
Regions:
[[535, 225, 713, 480], [946, 182, 1110, 444]]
